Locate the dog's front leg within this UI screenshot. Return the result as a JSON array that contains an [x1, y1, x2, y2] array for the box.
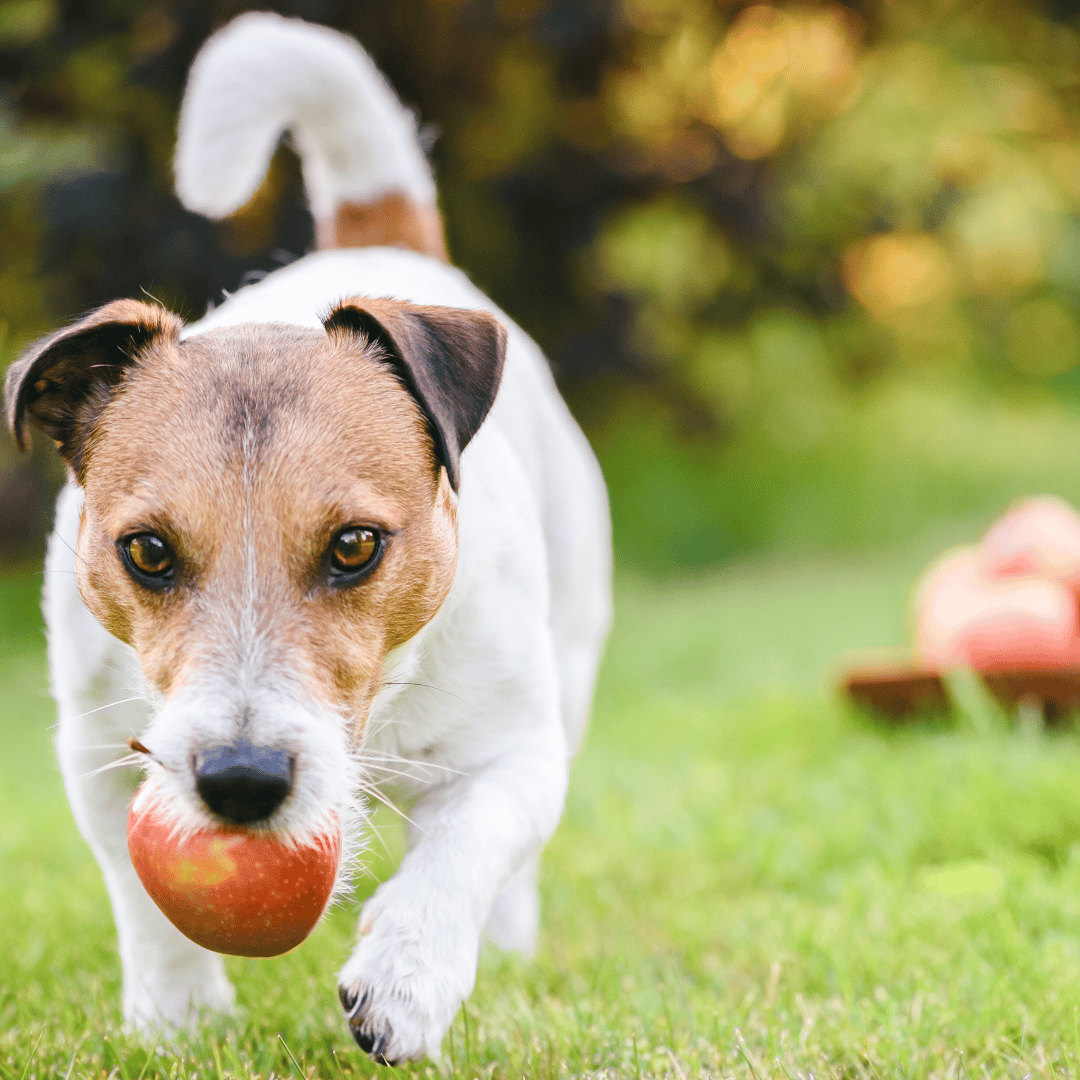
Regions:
[[46, 487, 235, 1032], [338, 720, 568, 1062]]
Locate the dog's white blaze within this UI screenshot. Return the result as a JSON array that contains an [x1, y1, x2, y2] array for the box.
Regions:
[[133, 411, 364, 857], [240, 404, 259, 668]]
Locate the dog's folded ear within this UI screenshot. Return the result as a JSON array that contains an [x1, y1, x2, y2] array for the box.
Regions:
[[323, 298, 507, 492], [5, 299, 183, 466]]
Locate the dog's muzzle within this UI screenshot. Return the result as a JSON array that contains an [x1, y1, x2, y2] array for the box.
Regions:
[[194, 739, 295, 824]]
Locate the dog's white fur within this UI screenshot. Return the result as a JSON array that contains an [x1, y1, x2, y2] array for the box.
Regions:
[[175, 11, 436, 219], [43, 13, 610, 1061]]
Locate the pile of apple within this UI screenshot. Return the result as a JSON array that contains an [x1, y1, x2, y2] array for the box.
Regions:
[[127, 785, 340, 957], [915, 495, 1080, 672]]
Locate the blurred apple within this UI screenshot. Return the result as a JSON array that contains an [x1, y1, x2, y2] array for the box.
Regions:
[[128, 787, 340, 957], [915, 546, 1080, 672], [981, 495, 1080, 590]]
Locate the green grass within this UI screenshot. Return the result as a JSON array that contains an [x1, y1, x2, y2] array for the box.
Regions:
[[7, 542, 1080, 1077], [596, 374, 1080, 573]]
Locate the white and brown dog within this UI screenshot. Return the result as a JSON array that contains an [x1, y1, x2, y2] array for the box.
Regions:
[[4, 13, 610, 1064]]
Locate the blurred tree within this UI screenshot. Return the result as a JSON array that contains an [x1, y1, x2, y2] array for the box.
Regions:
[[4, 0, 1080, 567]]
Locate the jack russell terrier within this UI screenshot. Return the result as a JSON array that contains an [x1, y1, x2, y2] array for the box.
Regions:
[[4, 13, 610, 1064]]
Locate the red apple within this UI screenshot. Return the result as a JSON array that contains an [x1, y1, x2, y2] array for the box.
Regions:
[[914, 546, 1080, 672], [127, 788, 340, 957], [981, 495, 1080, 590]]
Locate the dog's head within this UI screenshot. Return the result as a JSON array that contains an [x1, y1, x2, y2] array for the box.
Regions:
[[5, 297, 505, 841]]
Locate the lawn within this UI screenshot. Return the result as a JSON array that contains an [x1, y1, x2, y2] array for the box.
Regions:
[[6, 538, 1080, 1078]]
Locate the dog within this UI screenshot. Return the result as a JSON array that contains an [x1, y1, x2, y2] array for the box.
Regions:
[[4, 13, 611, 1064]]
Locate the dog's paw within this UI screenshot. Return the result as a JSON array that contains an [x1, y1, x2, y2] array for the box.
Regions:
[[337, 888, 480, 1062], [337, 944, 468, 1063], [337, 967, 447, 1063], [338, 984, 409, 1064]]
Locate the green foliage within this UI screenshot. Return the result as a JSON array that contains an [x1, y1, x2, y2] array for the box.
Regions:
[[596, 371, 1080, 571], [6, 0, 1080, 568], [597, 200, 733, 317], [592, 0, 1080, 426]]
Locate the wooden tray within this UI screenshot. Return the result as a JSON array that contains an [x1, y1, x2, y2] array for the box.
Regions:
[[841, 660, 1080, 723]]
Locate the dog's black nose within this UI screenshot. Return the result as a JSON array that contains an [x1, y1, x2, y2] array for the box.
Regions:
[[194, 739, 294, 824]]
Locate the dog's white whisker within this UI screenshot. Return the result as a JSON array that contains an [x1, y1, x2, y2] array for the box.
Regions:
[[68, 696, 147, 722], [138, 286, 167, 308], [379, 680, 472, 706], [360, 715, 413, 732], [359, 814, 398, 863], [47, 689, 150, 732], [359, 761, 460, 785], [358, 751, 465, 776], [355, 782, 429, 837], [360, 763, 433, 785], [79, 753, 142, 780]]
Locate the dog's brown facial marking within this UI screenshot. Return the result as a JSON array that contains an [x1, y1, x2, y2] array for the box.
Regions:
[[4, 299, 184, 469], [71, 322, 458, 731], [6, 297, 505, 742]]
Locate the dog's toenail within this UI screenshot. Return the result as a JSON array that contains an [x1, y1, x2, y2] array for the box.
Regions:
[[349, 1021, 394, 1063], [339, 986, 357, 1013], [351, 1026, 377, 1054], [372, 1032, 394, 1064]]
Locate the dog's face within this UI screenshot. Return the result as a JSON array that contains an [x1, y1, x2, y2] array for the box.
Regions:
[[74, 321, 458, 724], [5, 297, 505, 842]]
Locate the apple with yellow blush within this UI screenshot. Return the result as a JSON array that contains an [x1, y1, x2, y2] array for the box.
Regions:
[[127, 785, 340, 957]]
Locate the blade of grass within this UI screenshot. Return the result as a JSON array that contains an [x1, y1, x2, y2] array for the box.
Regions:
[[62, 1037, 87, 1080], [278, 1034, 305, 1078], [17, 1026, 44, 1080]]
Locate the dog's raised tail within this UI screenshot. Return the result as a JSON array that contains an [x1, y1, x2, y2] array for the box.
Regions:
[[174, 12, 446, 259]]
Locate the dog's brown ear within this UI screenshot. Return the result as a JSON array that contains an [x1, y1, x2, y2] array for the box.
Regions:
[[5, 300, 183, 466], [323, 298, 507, 491]]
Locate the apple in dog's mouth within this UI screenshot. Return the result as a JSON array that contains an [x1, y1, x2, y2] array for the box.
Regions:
[[127, 786, 340, 957]]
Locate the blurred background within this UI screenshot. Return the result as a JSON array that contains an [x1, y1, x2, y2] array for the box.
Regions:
[[5, 0, 1080, 575]]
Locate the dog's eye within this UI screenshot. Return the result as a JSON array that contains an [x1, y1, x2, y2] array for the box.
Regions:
[[124, 534, 173, 579], [330, 527, 380, 576]]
